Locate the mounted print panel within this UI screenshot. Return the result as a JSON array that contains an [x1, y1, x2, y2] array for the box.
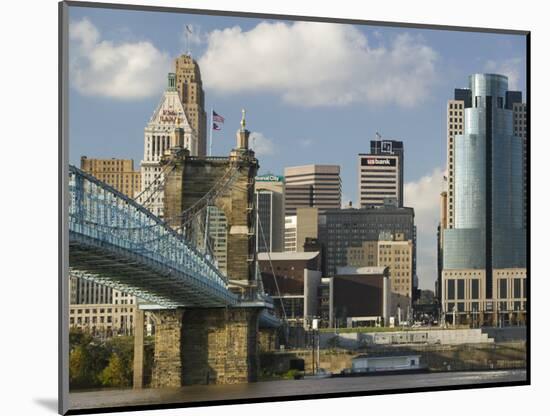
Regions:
[[59, 1, 529, 414]]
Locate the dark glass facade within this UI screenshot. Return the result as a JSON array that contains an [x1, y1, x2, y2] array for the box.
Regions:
[[318, 207, 415, 276]]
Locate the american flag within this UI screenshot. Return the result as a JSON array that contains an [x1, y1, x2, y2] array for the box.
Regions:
[[213, 110, 225, 123], [213, 122, 221, 131]]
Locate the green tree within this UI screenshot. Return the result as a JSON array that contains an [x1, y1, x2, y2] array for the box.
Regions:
[[69, 345, 96, 388], [99, 353, 131, 387], [68, 329, 110, 389]]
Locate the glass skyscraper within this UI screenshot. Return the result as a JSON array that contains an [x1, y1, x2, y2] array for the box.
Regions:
[[443, 74, 526, 299]]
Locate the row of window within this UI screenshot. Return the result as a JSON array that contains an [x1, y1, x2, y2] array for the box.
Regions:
[[447, 301, 523, 313]]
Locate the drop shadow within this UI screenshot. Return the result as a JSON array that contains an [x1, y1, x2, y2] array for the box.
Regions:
[[33, 398, 58, 413]]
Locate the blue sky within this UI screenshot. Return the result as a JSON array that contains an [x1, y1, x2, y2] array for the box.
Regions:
[[67, 5, 526, 289]]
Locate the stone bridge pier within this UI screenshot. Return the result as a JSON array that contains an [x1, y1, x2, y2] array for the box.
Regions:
[[134, 306, 262, 388]]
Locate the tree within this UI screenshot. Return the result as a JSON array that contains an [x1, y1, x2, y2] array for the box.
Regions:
[[99, 353, 131, 387]]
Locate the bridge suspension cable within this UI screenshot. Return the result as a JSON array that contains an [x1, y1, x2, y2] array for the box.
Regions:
[[136, 164, 177, 209], [163, 163, 241, 229], [256, 207, 288, 323]]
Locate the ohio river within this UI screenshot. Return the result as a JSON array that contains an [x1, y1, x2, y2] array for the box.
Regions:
[[69, 369, 526, 411]]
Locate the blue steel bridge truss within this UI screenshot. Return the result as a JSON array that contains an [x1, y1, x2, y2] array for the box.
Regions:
[[68, 165, 240, 308]]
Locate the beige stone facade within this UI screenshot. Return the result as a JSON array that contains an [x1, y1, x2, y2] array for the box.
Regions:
[[69, 302, 136, 337], [284, 207, 318, 252], [175, 54, 207, 156], [346, 241, 378, 268], [80, 157, 141, 198], [345, 234, 413, 313], [377, 236, 413, 307], [446, 99, 465, 229], [441, 268, 527, 325]]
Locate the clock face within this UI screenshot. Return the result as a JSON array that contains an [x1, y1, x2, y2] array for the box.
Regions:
[[381, 141, 393, 153]]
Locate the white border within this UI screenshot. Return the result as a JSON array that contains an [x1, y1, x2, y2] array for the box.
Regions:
[[3, 0, 548, 415]]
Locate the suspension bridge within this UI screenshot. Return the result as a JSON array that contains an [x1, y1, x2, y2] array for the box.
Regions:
[[68, 123, 281, 387]]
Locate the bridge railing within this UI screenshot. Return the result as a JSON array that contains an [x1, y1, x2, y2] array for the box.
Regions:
[[68, 166, 232, 293]]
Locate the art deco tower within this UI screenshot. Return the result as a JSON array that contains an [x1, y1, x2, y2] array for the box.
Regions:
[[138, 73, 196, 218], [174, 54, 207, 156]]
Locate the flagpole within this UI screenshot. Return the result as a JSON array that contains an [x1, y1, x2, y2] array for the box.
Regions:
[[204, 107, 213, 254]]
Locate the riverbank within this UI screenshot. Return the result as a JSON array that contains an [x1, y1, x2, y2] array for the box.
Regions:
[[260, 341, 526, 377]]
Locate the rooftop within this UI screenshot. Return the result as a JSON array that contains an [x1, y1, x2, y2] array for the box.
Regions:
[[258, 251, 320, 262]]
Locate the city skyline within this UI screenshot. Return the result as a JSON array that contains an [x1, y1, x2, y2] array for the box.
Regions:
[[67, 6, 527, 290]]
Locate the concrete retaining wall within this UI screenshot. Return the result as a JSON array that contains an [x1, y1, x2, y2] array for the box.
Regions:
[[319, 328, 494, 349]]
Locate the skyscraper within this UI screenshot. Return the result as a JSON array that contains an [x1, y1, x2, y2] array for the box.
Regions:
[[511, 99, 527, 228], [284, 165, 341, 216], [255, 174, 285, 253], [442, 74, 526, 325], [446, 88, 470, 229], [359, 139, 404, 208], [174, 54, 207, 157], [138, 73, 197, 218]]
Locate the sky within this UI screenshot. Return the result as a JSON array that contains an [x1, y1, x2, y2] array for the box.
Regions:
[[67, 5, 527, 290]]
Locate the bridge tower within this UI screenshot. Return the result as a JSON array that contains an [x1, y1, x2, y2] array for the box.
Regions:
[[163, 109, 258, 292], [141, 112, 263, 388]]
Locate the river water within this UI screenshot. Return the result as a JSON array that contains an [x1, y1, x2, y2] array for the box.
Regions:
[[69, 369, 526, 411]]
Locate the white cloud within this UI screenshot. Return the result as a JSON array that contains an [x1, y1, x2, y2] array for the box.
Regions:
[[484, 58, 523, 90], [250, 131, 275, 156], [404, 167, 445, 290], [69, 18, 171, 100], [199, 21, 438, 107]]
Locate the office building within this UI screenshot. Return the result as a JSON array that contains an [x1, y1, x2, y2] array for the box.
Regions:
[[328, 267, 391, 328], [377, 233, 413, 310], [69, 303, 136, 337], [347, 241, 378, 268], [206, 206, 228, 275], [511, 100, 527, 228], [258, 251, 322, 327], [346, 232, 413, 312], [80, 157, 141, 198], [284, 165, 341, 216], [446, 88, 470, 228], [359, 139, 404, 208], [174, 54, 207, 156], [284, 215, 298, 252], [318, 206, 415, 276], [255, 174, 285, 252], [68, 276, 137, 337], [442, 74, 526, 325], [138, 73, 197, 218], [283, 207, 318, 253]]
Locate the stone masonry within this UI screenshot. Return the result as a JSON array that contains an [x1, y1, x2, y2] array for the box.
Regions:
[[151, 309, 185, 388], [162, 125, 258, 287], [148, 117, 263, 388], [151, 307, 261, 387]]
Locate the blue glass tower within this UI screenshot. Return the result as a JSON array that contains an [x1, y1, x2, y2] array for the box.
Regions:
[[443, 74, 525, 298]]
